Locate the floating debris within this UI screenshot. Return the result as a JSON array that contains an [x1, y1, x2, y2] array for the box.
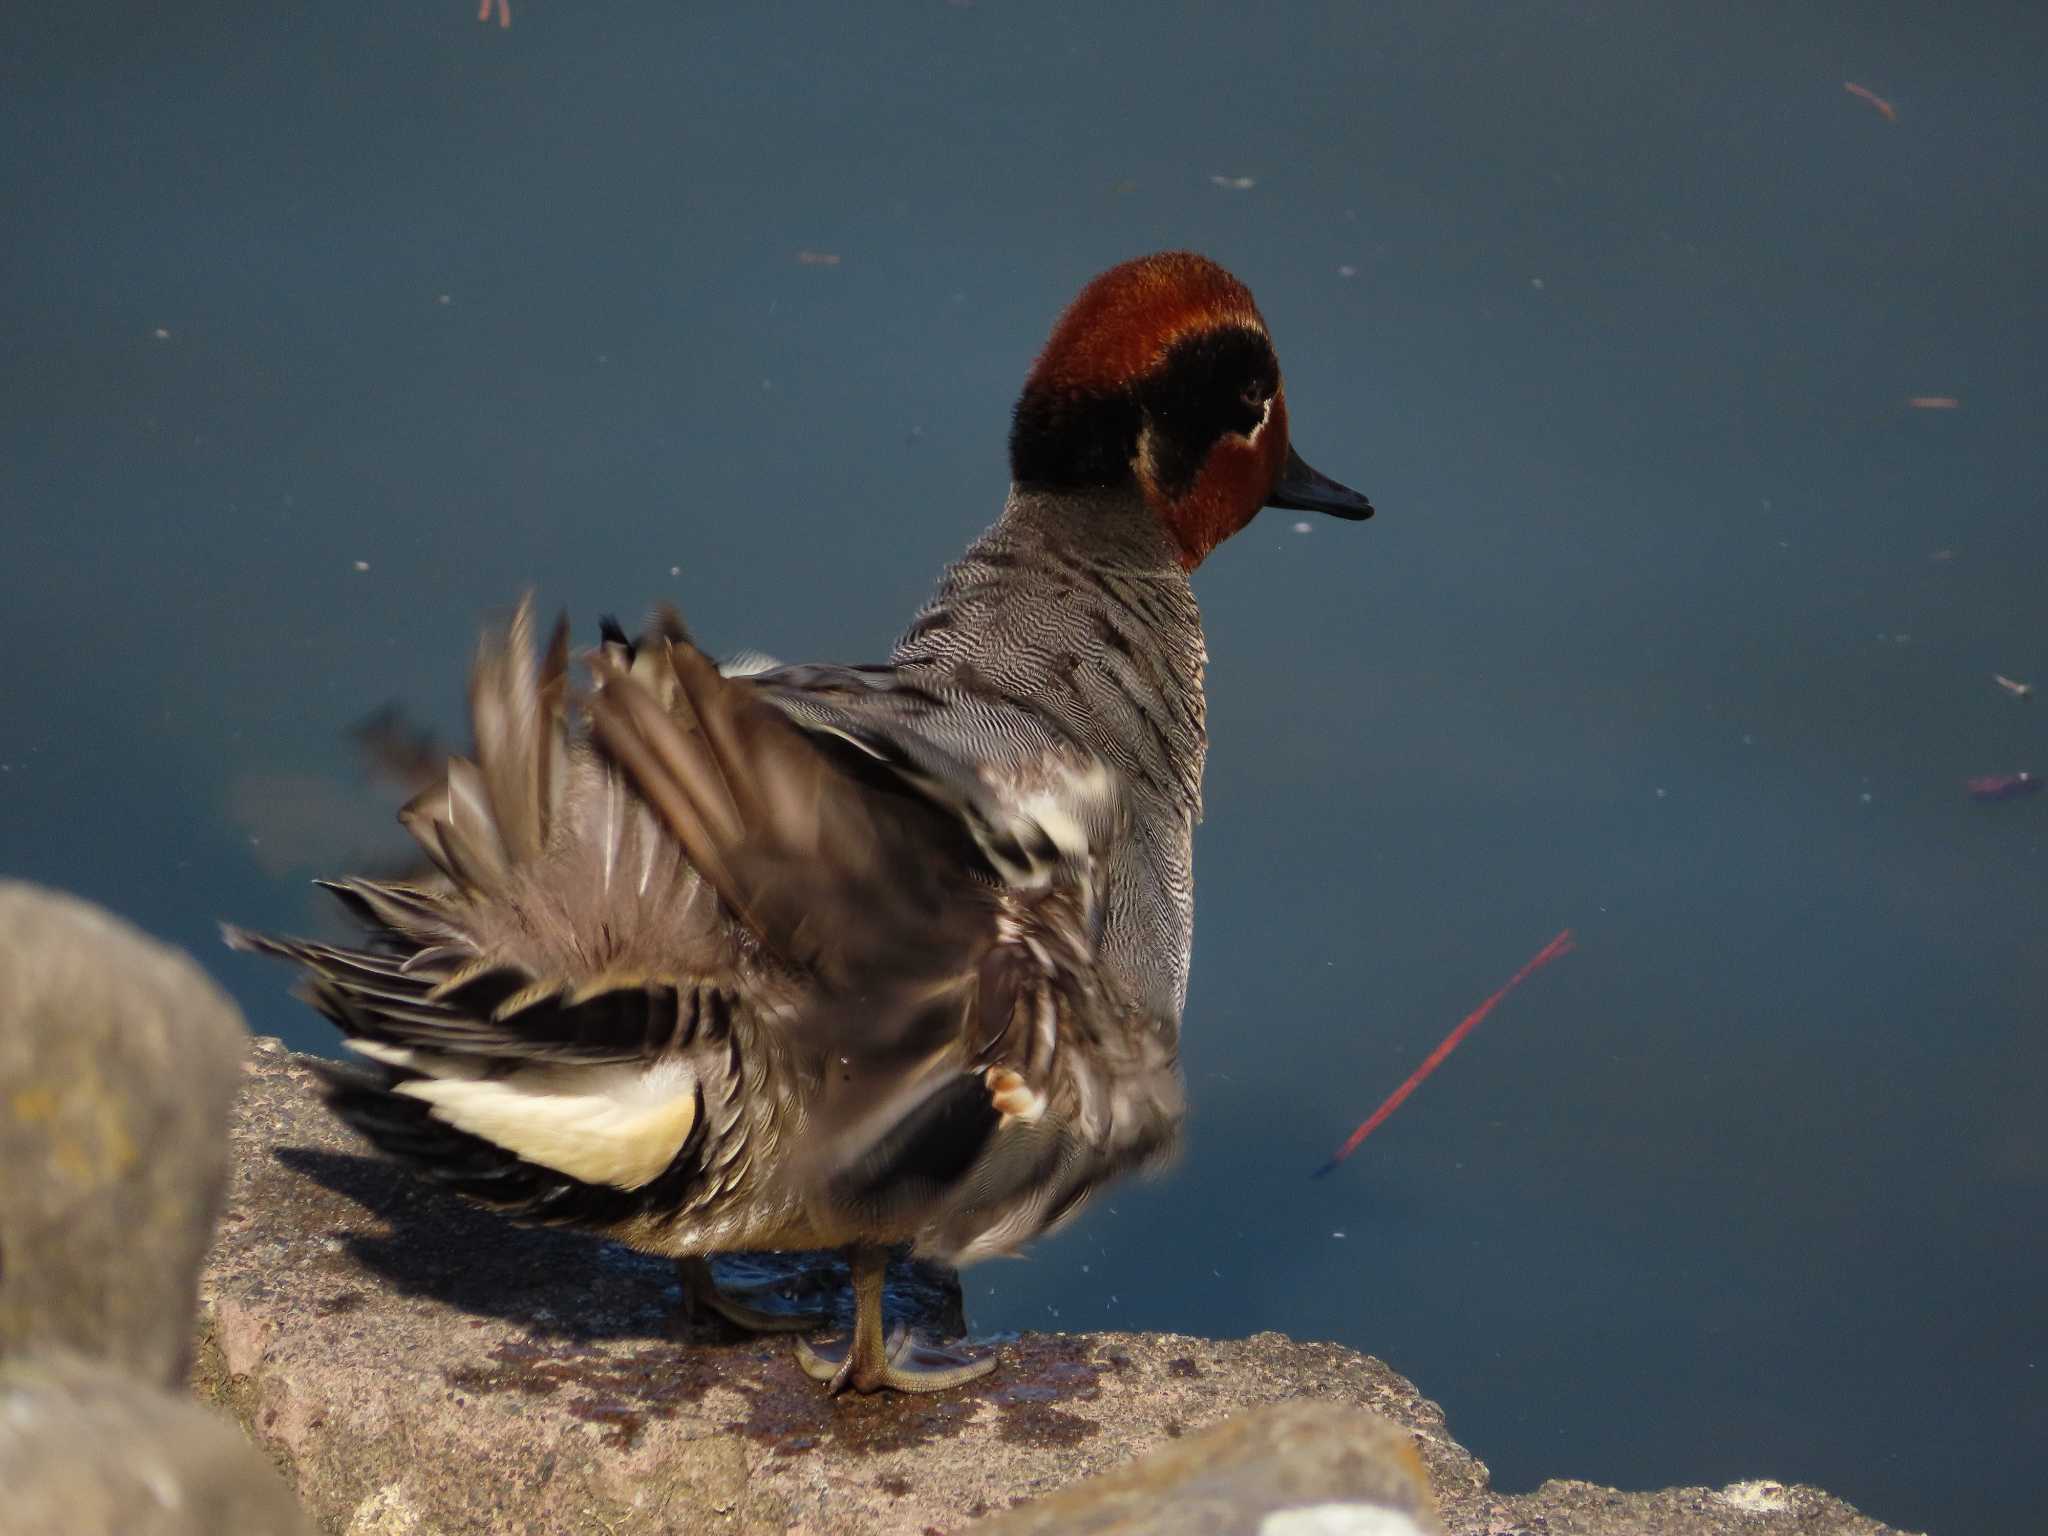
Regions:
[[1209, 175, 1256, 191], [1291, 521, 1312, 534], [1337, 264, 1358, 278], [1313, 930, 1576, 1178], [352, 560, 371, 573], [1843, 81, 1896, 122], [1928, 549, 1955, 561], [1907, 396, 1960, 410], [795, 250, 841, 266], [1966, 772, 2041, 803], [1994, 674, 2033, 701], [151, 327, 171, 341]]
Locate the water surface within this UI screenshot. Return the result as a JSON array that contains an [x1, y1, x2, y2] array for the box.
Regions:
[[6, 5, 2044, 1532]]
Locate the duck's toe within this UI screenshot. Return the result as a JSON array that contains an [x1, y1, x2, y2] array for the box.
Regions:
[[794, 1326, 996, 1394], [794, 1331, 860, 1392], [876, 1330, 999, 1392]]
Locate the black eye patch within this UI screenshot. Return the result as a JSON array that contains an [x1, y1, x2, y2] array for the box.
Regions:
[[1007, 324, 1279, 494], [1137, 327, 1280, 496]]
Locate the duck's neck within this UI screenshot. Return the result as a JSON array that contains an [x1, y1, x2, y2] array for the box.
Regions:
[[892, 485, 1210, 819]]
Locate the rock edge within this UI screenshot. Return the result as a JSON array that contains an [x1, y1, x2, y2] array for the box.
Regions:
[[195, 1041, 1914, 1536]]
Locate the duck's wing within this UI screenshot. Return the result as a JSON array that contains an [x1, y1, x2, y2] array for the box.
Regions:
[[590, 638, 1182, 1265], [590, 641, 1134, 1127], [581, 647, 1029, 1015], [726, 662, 1181, 1264]]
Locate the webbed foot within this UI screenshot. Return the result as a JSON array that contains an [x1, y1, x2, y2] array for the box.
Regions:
[[792, 1242, 996, 1394], [796, 1326, 995, 1395]]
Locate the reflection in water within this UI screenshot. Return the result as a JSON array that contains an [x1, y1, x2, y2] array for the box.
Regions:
[[222, 771, 405, 880]]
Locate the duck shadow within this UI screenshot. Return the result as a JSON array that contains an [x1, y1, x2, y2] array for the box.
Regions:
[[272, 1146, 966, 1342]]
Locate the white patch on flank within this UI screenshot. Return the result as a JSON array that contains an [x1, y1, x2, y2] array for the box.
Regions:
[[396, 1059, 699, 1189], [971, 757, 1113, 894], [1017, 759, 1112, 859], [1010, 787, 1091, 864]]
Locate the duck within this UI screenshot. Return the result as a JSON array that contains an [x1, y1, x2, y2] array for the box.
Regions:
[[227, 251, 1373, 1394]]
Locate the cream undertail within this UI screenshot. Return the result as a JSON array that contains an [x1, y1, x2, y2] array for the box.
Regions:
[[353, 1042, 698, 1190]]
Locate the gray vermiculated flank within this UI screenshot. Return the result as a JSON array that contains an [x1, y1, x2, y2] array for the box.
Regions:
[[891, 484, 1209, 1027]]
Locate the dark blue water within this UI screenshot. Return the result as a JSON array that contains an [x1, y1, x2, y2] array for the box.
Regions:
[[6, 4, 2044, 1531]]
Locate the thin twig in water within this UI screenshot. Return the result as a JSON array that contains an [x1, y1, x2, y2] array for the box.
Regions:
[[1843, 81, 1896, 122], [1312, 929, 1576, 1178]]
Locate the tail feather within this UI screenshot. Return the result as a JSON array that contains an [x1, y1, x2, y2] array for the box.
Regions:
[[225, 921, 732, 1069], [392, 600, 572, 904], [316, 878, 458, 946], [469, 603, 569, 868]]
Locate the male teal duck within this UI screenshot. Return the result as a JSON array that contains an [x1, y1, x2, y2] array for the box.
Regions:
[[229, 251, 1373, 1393]]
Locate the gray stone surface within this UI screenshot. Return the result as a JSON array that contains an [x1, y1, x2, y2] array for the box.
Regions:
[[964, 1398, 1445, 1534], [0, 1349, 312, 1536], [0, 882, 249, 1386], [196, 1042, 1918, 1536]]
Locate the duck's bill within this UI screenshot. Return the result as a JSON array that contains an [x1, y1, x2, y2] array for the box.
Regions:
[[1267, 446, 1374, 519]]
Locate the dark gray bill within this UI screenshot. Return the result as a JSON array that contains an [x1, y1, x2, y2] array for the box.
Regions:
[[1266, 445, 1374, 519]]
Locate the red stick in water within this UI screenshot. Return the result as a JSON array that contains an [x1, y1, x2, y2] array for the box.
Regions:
[[1842, 81, 1897, 122], [1312, 930, 1576, 1179]]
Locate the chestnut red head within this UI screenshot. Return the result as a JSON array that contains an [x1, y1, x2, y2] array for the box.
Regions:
[[1009, 252, 1372, 568]]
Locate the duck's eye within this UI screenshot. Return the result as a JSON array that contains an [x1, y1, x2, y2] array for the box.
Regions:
[[1240, 382, 1266, 411]]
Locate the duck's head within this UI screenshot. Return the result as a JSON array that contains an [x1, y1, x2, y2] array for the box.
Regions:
[[1009, 251, 1373, 569]]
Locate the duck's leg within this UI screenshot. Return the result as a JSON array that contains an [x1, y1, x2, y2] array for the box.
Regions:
[[678, 1256, 825, 1334], [794, 1243, 995, 1394]]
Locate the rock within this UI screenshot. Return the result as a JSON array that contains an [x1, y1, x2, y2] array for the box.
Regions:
[[964, 1398, 1444, 1534], [0, 882, 249, 1386], [1482, 1478, 1908, 1535], [196, 1043, 1918, 1536], [0, 1349, 312, 1536], [0, 888, 307, 1532]]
